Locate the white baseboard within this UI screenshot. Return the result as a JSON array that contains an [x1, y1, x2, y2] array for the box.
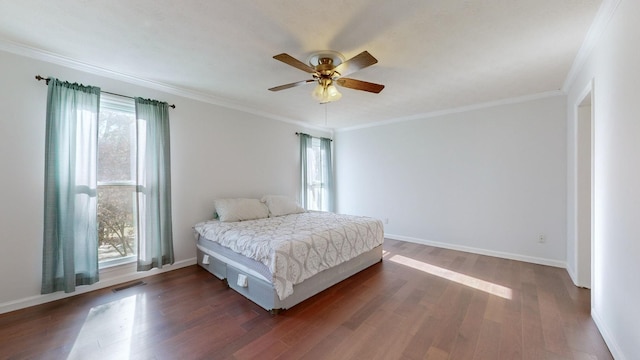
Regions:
[[0, 257, 197, 315], [385, 233, 566, 268], [592, 308, 624, 360]]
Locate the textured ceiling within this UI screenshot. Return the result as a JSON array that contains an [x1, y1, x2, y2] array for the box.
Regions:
[[0, 0, 602, 129]]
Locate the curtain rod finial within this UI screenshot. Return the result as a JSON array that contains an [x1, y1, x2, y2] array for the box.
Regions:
[[35, 75, 50, 84]]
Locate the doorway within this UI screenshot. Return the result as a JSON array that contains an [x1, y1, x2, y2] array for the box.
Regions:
[[576, 87, 593, 289]]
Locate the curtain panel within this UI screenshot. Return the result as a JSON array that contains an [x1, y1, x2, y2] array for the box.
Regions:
[[320, 137, 335, 213], [135, 98, 174, 271], [299, 133, 312, 209], [42, 78, 101, 294]]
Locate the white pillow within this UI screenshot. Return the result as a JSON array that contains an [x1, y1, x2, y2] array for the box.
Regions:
[[213, 198, 269, 222], [261, 195, 305, 217]]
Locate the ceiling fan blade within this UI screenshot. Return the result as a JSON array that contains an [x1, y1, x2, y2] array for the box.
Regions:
[[332, 51, 378, 78], [336, 78, 385, 93], [268, 79, 315, 92], [273, 53, 317, 74]]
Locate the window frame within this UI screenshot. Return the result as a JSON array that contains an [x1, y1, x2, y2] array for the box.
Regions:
[[97, 95, 138, 269], [303, 136, 332, 212]]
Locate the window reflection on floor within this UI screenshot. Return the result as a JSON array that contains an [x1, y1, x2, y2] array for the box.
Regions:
[[67, 294, 147, 359], [386, 252, 513, 300]]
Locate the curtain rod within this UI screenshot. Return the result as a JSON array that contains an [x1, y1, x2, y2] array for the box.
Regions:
[[35, 75, 176, 109], [295, 132, 333, 142]]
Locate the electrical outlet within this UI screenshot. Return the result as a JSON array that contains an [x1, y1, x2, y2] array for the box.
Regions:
[[538, 234, 546, 243], [384, 218, 389, 224]]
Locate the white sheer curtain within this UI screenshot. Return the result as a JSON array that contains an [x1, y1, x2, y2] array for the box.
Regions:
[[42, 78, 100, 294]]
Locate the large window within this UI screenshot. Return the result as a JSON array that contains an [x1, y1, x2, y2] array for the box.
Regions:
[[97, 96, 137, 267]]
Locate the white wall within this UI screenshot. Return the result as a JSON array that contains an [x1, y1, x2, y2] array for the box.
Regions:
[[335, 96, 567, 266], [0, 49, 328, 313], [566, 0, 640, 357]]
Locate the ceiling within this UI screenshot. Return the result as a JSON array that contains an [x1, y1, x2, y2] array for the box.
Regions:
[[0, 0, 603, 130]]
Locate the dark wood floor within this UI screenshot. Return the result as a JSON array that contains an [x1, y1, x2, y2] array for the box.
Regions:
[[0, 239, 611, 359]]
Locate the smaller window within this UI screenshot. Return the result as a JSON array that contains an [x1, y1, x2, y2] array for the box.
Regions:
[[305, 137, 331, 211]]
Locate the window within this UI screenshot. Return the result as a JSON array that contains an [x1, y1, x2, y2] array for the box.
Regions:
[[97, 96, 137, 267], [306, 138, 325, 211], [301, 135, 334, 212]]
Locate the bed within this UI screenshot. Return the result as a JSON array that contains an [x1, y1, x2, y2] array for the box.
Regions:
[[193, 196, 384, 313]]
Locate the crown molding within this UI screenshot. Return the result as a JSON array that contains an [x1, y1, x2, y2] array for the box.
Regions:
[[336, 90, 564, 133], [562, 0, 622, 92], [0, 38, 331, 133]]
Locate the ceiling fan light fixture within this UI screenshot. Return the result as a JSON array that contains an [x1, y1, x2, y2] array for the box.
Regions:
[[312, 83, 326, 102], [312, 80, 342, 104], [326, 84, 342, 101]]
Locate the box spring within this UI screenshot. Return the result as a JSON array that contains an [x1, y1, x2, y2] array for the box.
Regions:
[[196, 235, 382, 313]]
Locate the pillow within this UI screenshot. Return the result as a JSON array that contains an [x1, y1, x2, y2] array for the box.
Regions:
[[261, 195, 305, 217], [213, 198, 269, 222]]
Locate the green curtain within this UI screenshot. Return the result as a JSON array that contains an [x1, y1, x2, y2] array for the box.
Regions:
[[299, 133, 312, 209], [320, 137, 335, 212], [135, 98, 174, 271], [42, 78, 101, 294]]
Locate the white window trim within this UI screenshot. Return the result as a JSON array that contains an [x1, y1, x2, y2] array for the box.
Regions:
[[97, 95, 138, 268]]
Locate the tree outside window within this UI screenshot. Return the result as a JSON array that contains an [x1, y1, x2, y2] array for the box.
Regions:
[[97, 96, 137, 265]]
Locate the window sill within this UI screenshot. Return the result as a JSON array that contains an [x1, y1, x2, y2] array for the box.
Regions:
[[99, 255, 136, 271]]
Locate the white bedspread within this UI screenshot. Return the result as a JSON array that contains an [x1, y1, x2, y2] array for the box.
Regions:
[[193, 212, 384, 300]]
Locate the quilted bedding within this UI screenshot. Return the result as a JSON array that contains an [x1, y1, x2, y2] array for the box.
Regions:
[[193, 212, 384, 300]]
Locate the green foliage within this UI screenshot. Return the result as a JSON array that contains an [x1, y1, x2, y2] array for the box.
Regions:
[[98, 186, 135, 258]]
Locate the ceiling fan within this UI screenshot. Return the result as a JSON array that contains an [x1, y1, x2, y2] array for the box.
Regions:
[[268, 50, 384, 104]]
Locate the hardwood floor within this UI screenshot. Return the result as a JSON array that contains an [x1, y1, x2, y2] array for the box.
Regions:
[[0, 239, 612, 359]]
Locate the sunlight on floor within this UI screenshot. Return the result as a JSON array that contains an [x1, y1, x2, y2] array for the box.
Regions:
[[387, 253, 513, 300], [67, 294, 145, 359]]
